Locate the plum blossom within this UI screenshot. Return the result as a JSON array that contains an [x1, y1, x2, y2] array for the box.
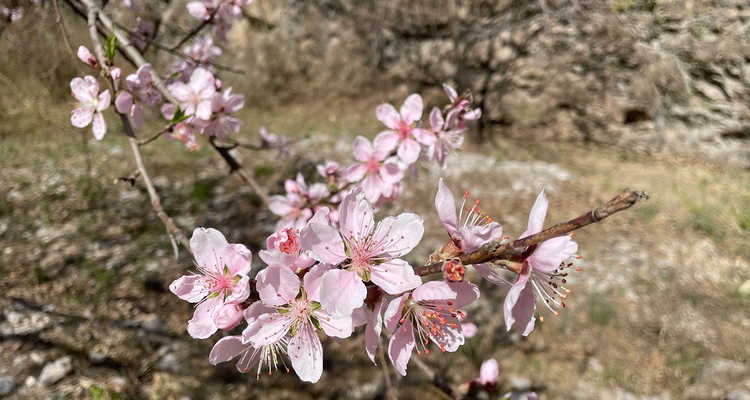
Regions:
[[184, 34, 222, 66], [375, 94, 436, 164], [115, 64, 162, 129], [479, 190, 578, 336], [341, 135, 404, 205], [432, 178, 503, 261], [384, 281, 479, 376], [442, 83, 482, 130], [129, 18, 155, 52], [70, 76, 111, 140], [300, 188, 423, 318], [169, 228, 252, 339], [243, 264, 362, 383], [258, 126, 291, 158], [167, 67, 215, 120]]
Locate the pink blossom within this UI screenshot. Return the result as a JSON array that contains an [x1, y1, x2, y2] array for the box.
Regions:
[[243, 264, 362, 383], [209, 302, 290, 376], [474, 358, 499, 386], [169, 228, 252, 339], [184, 34, 222, 65], [258, 126, 291, 158], [268, 173, 329, 231], [384, 281, 479, 376], [77, 46, 99, 69], [300, 188, 423, 318], [129, 18, 155, 52], [202, 88, 243, 138], [426, 106, 465, 168], [258, 227, 316, 273], [481, 190, 578, 336], [443, 83, 482, 130], [167, 67, 215, 120], [375, 94, 436, 164], [70, 76, 111, 140], [433, 178, 503, 259], [164, 120, 205, 150], [115, 64, 162, 130], [340, 135, 404, 204]]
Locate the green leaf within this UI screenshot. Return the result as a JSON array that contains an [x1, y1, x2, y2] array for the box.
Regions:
[[106, 34, 117, 61], [171, 105, 189, 124]]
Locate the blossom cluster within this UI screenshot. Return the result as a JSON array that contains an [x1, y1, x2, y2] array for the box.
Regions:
[[171, 179, 580, 383]]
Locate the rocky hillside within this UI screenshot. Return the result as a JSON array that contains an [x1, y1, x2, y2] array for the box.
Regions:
[[233, 0, 750, 167]]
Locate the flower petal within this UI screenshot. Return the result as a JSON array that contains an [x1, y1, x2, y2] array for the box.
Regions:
[[375, 103, 401, 130], [319, 269, 366, 318], [190, 227, 230, 273], [503, 274, 536, 336], [255, 264, 300, 306], [370, 259, 422, 295], [365, 299, 386, 364], [339, 189, 375, 241], [528, 236, 578, 273], [388, 322, 415, 376], [371, 213, 424, 257], [92, 112, 107, 140], [299, 223, 346, 265], [522, 190, 548, 238], [435, 178, 458, 236], [289, 327, 323, 383], [400, 93, 423, 124]]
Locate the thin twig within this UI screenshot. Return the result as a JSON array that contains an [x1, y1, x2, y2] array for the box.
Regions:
[[210, 139, 272, 204], [137, 123, 174, 146], [378, 339, 399, 400], [414, 188, 648, 276]]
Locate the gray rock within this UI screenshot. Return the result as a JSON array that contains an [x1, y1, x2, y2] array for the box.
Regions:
[[726, 390, 750, 400], [0, 376, 15, 396], [37, 356, 72, 387], [696, 358, 748, 384]]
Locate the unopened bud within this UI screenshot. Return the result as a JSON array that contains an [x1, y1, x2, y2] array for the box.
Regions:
[[77, 46, 100, 69]]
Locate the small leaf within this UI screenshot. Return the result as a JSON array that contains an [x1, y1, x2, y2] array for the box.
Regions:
[[171, 105, 189, 124], [106, 35, 117, 61]]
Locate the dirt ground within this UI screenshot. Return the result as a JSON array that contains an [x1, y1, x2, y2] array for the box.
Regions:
[[1, 89, 749, 400]]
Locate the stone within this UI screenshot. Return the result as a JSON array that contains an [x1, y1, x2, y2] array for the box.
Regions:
[[0, 376, 15, 396], [37, 356, 73, 387], [726, 390, 750, 400]]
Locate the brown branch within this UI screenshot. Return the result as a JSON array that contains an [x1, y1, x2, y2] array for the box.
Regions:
[[210, 139, 271, 204], [82, 0, 192, 256], [414, 188, 648, 276]]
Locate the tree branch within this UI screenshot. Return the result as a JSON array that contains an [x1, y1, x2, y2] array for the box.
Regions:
[[414, 188, 648, 276]]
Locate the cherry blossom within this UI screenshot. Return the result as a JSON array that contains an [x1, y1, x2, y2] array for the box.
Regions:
[[70, 76, 111, 140], [184, 34, 222, 66], [375, 94, 436, 164], [243, 264, 362, 383], [258, 226, 316, 273], [202, 88, 243, 138], [426, 106, 465, 168], [341, 135, 404, 204], [169, 227, 252, 339], [474, 358, 499, 386], [268, 173, 329, 231], [76, 46, 99, 69], [115, 64, 162, 129], [384, 281, 479, 376], [300, 188, 423, 318]]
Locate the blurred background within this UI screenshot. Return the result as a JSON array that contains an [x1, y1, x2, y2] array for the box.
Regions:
[[1, 0, 749, 399]]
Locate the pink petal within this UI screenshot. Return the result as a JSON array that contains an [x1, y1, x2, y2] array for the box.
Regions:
[[319, 269, 366, 318], [268, 195, 294, 216], [209, 335, 247, 364], [521, 190, 548, 238], [443, 83, 458, 102], [289, 327, 324, 383], [360, 175, 384, 204], [372, 131, 398, 159], [435, 178, 458, 236], [214, 302, 244, 330], [302, 263, 334, 302], [383, 294, 409, 332], [115, 92, 133, 114], [97, 89, 111, 111], [375, 103, 401, 130], [243, 310, 291, 346], [351, 136, 373, 162], [338, 189, 375, 241], [371, 213, 424, 257], [429, 107, 444, 131], [70, 77, 95, 102], [529, 236, 578, 273], [341, 163, 367, 184], [92, 113, 107, 140], [503, 274, 536, 336], [187, 297, 220, 339], [459, 222, 503, 253], [195, 100, 213, 120], [169, 274, 207, 302], [189, 227, 230, 273], [255, 264, 300, 306], [400, 94, 423, 124], [316, 309, 358, 339], [71, 107, 93, 128], [299, 223, 346, 265], [370, 259, 421, 295], [473, 263, 513, 287], [412, 127, 437, 146], [478, 358, 499, 385], [224, 243, 253, 276], [365, 299, 386, 364], [388, 322, 415, 376], [131, 104, 145, 130], [396, 138, 421, 164], [412, 281, 479, 308]]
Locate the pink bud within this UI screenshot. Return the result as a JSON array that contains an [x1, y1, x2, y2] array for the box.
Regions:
[[109, 67, 121, 80], [77, 46, 100, 69], [214, 78, 222, 90]]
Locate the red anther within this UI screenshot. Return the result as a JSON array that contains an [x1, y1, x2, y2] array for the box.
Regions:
[[554, 311, 559, 316], [438, 306, 444, 310], [575, 267, 582, 271], [399, 318, 405, 323], [576, 255, 583, 259], [561, 302, 566, 308], [446, 301, 453, 306], [464, 191, 469, 199], [425, 349, 430, 354], [440, 344, 446, 352]]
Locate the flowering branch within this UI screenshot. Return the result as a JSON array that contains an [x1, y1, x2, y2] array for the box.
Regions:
[[414, 188, 648, 276]]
